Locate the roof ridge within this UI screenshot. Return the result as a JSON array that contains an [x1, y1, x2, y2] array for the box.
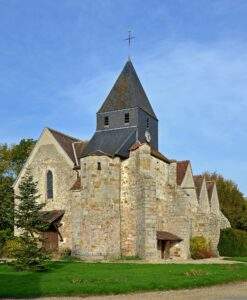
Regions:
[[47, 127, 81, 141]]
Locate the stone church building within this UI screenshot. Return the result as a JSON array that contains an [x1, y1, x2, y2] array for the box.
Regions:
[[14, 60, 230, 260]]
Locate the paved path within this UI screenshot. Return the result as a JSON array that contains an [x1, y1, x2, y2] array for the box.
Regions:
[[21, 282, 247, 300]]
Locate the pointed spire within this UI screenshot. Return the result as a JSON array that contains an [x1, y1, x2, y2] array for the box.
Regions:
[[98, 60, 157, 119], [194, 176, 210, 213], [207, 181, 220, 214]]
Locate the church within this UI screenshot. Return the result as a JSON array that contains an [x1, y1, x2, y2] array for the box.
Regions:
[[14, 60, 230, 260]]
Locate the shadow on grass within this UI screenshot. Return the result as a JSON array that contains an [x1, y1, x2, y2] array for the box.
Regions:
[[0, 262, 65, 299]]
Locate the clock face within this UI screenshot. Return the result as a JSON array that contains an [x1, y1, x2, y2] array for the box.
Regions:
[[145, 130, 151, 143]]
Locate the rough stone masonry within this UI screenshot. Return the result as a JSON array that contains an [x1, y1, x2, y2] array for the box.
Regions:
[[14, 60, 230, 260]]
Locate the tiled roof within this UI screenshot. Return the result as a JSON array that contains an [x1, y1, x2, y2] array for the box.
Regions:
[[150, 148, 170, 164], [40, 210, 65, 225], [129, 141, 170, 163], [157, 231, 182, 242], [70, 177, 81, 190], [73, 141, 88, 164], [193, 175, 204, 199], [176, 161, 190, 185], [98, 60, 157, 119], [129, 140, 142, 151], [48, 128, 87, 165]]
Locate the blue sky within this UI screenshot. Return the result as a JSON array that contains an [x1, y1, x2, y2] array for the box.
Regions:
[[0, 0, 247, 194]]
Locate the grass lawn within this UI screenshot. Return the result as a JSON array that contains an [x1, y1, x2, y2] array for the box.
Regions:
[[225, 257, 247, 262], [1, 261, 247, 298]]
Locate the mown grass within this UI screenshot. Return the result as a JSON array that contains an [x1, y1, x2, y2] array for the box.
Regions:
[[0, 262, 247, 298], [224, 257, 247, 262]]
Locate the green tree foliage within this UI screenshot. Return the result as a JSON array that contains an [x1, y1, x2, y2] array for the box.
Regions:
[[14, 172, 49, 271], [10, 139, 36, 177], [0, 139, 35, 232], [202, 172, 247, 231], [0, 176, 14, 230], [0, 139, 35, 178], [15, 172, 46, 235], [218, 228, 247, 257]]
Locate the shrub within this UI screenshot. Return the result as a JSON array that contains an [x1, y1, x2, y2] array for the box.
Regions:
[[1, 238, 23, 258], [190, 236, 213, 259], [218, 228, 247, 257], [59, 248, 72, 259], [0, 229, 13, 256]]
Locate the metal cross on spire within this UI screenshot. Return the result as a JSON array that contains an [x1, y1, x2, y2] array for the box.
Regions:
[[124, 30, 135, 59]]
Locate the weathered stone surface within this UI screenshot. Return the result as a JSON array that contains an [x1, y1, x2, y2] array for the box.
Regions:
[[14, 136, 230, 260], [14, 130, 77, 250]]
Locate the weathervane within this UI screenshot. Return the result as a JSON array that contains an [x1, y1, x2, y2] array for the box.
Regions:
[[124, 30, 135, 59]]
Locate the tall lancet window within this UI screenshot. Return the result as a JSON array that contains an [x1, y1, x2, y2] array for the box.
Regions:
[[47, 170, 53, 199]]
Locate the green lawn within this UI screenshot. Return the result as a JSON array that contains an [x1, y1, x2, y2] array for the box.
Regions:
[[1, 261, 247, 298], [225, 257, 247, 262]]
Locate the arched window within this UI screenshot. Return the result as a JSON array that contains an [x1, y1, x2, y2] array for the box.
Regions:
[[47, 170, 53, 199]]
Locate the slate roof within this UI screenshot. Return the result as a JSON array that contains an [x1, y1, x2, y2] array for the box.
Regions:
[[193, 175, 204, 199], [176, 161, 190, 185], [73, 141, 88, 163], [80, 127, 136, 158], [40, 210, 65, 225], [48, 128, 87, 165], [157, 231, 182, 242], [98, 60, 157, 119], [129, 141, 170, 163]]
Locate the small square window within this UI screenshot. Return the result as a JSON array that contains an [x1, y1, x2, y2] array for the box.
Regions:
[[125, 113, 130, 124], [147, 118, 150, 128], [104, 116, 109, 126]]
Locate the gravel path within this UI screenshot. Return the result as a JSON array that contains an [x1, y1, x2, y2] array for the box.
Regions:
[[14, 281, 247, 300]]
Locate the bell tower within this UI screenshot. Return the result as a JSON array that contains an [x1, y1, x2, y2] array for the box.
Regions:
[[82, 60, 158, 158]]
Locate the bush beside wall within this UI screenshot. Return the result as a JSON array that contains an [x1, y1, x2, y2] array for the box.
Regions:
[[190, 236, 213, 259], [218, 228, 247, 257], [1, 238, 23, 258]]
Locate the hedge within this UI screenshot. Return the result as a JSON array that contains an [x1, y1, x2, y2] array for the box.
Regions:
[[218, 228, 247, 257]]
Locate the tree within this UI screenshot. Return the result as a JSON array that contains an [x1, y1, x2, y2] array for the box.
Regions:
[[202, 172, 247, 231], [10, 139, 36, 178], [14, 172, 49, 271], [0, 139, 35, 232], [0, 176, 14, 230], [0, 139, 35, 178]]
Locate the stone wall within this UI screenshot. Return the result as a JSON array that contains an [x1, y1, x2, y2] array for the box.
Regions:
[[120, 152, 139, 257], [14, 132, 230, 260], [14, 136, 77, 250], [71, 155, 121, 259], [126, 144, 193, 260]]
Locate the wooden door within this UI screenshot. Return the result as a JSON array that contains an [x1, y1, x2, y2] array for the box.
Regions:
[[160, 240, 165, 259], [42, 231, 59, 252]]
